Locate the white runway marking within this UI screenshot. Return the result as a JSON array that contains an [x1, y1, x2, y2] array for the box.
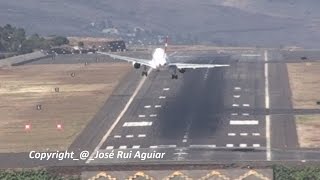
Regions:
[[138, 114, 146, 118], [158, 145, 177, 148], [265, 50, 271, 161], [243, 104, 250, 107], [182, 139, 187, 143], [240, 144, 247, 147], [190, 145, 216, 148], [240, 133, 248, 136], [253, 144, 261, 148], [132, 145, 140, 149], [159, 96, 166, 99], [106, 146, 114, 150], [234, 87, 241, 90], [123, 121, 153, 127], [154, 105, 162, 108], [226, 144, 234, 147], [228, 133, 236, 136], [150, 145, 158, 148], [149, 114, 157, 117], [138, 134, 146, 138], [252, 133, 260, 136], [163, 88, 170, 91], [119, 145, 127, 149], [113, 135, 121, 138], [242, 113, 250, 116], [230, 120, 259, 125], [231, 113, 238, 116], [232, 104, 239, 107], [144, 105, 151, 108], [125, 135, 134, 138], [233, 95, 240, 98]]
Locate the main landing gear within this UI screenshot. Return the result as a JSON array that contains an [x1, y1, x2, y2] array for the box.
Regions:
[[171, 68, 178, 79], [141, 65, 148, 76], [171, 74, 178, 79]]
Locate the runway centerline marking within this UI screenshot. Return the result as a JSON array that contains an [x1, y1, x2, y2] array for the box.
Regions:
[[123, 121, 153, 127], [163, 88, 170, 91], [154, 105, 162, 108], [265, 50, 271, 161], [234, 87, 241, 90], [243, 104, 250, 107], [132, 145, 140, 149], [149, 114, 157, 117], [232, 104, 239, 107], [138, 114, 146, 118], [144, 105, 151, 108], [159, 96, 166, 99], [86, 68, 152, 164], [230, 120, 259, 125], [233, 95, 241, 98], [231, 113, 238, 116]]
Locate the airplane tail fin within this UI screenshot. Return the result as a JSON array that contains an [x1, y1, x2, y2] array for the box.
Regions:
[[164, 36, 168, 54]]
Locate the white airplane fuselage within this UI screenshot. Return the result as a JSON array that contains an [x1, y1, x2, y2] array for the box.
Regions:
[[150, 48, 167, 69]]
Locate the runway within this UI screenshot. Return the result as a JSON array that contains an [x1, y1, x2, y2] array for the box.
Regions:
[[86, 49, 276, 164], [2, 48, 320, 168]]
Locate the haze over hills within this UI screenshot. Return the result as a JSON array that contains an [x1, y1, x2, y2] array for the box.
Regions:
[[1, 0, 320, 47]]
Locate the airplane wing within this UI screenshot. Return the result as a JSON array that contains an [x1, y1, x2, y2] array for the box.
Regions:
[[169, 63, 230, 69], [97, 51, 153, 67]]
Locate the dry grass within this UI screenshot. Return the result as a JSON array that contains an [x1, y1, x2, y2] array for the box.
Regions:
[[287, 62, 320, 109], [296, 115, 320, 148], [288, 62, 320, 148], [0, 63, 130, 153]]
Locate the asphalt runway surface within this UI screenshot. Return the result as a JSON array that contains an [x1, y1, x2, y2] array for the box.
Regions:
[[80, 49, 320, 165], [2, 49, 320, 168]]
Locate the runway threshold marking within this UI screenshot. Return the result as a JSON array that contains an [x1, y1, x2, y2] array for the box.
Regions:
[[86, 68, 152, 164], [265, 50, 271, 161]]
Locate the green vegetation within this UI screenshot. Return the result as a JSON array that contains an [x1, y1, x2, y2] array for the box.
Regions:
[[274, 165, 320, 180], [0, 169, 79, 180], [0, 24, 69, 54]]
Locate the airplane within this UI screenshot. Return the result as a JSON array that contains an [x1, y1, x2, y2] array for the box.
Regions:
[[97, 37, 230, 79]]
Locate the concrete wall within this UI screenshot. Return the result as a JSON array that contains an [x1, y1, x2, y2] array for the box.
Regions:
[[0, 51, 48, 67]]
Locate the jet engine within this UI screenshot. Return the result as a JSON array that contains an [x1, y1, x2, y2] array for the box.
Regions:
[[132, 62, 141, 69]]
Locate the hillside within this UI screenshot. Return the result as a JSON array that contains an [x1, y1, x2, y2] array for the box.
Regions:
[[1, 0, 320, 47]]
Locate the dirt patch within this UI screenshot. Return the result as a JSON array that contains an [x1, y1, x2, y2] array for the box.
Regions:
[[287, 62, 320, 109], [296, 115, 320, 148], [0, 63, 130, 153]]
